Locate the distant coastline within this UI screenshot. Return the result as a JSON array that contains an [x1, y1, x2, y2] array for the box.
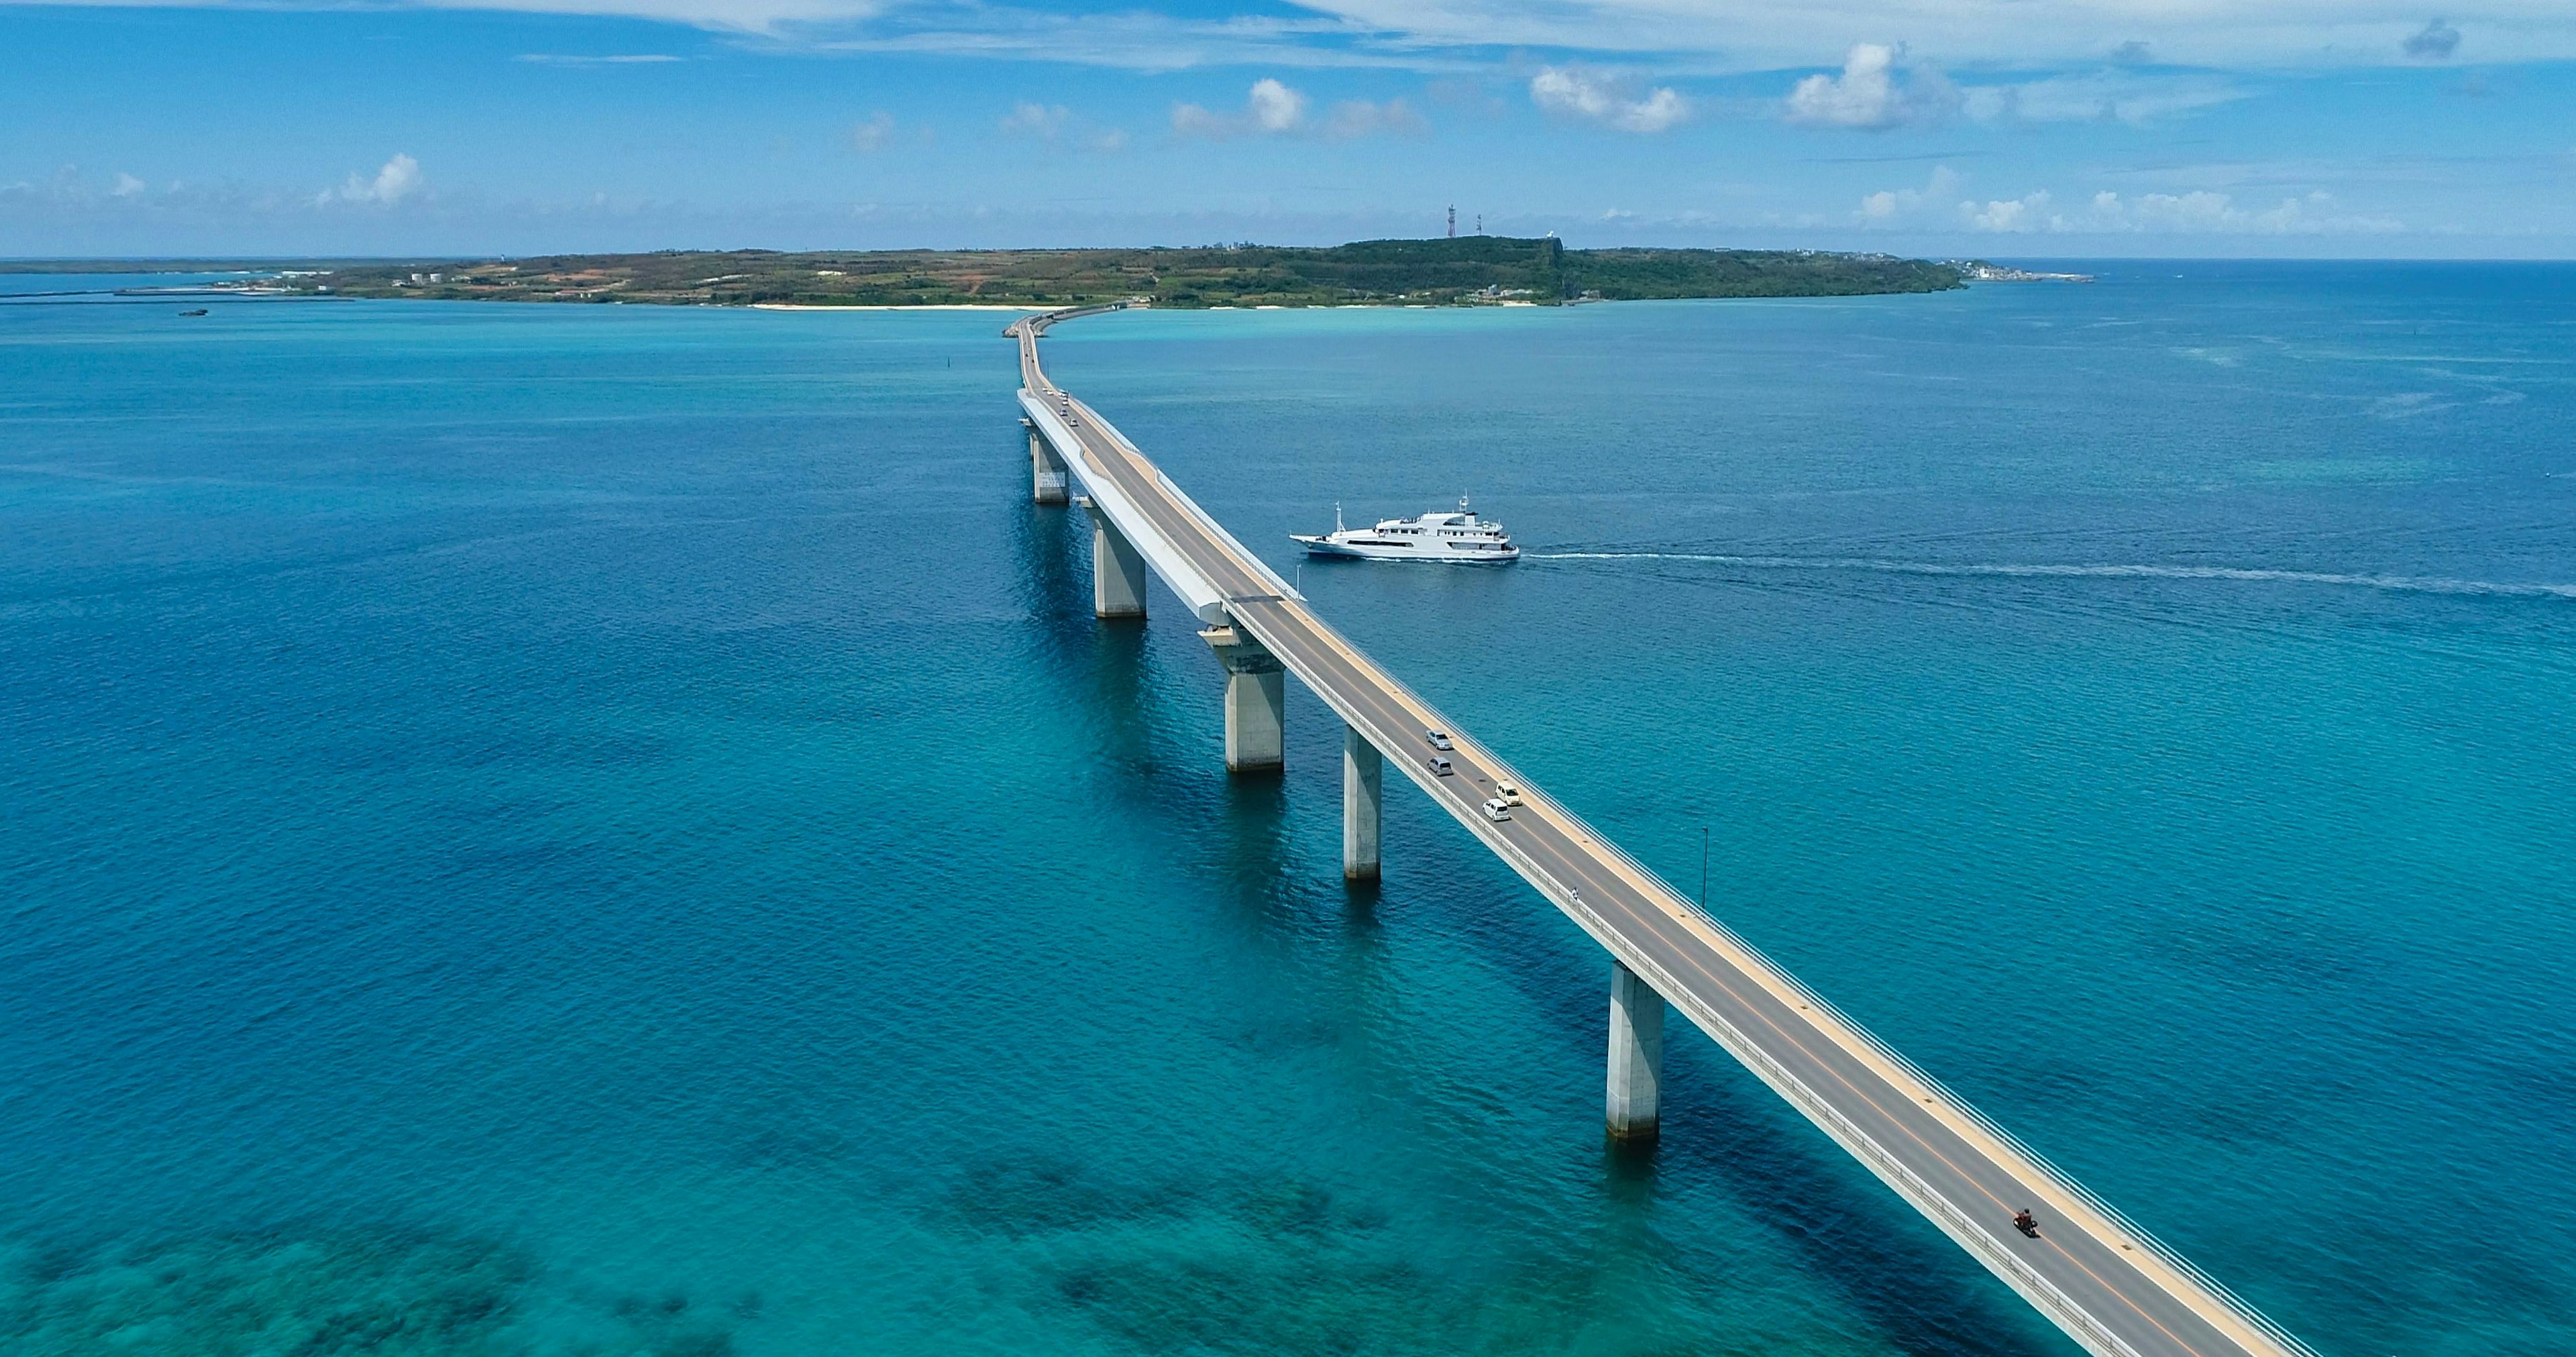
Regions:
[[12, 238, 1972, 309], [1953, 262, 2096, 283], [747, 303, 1034, 312]]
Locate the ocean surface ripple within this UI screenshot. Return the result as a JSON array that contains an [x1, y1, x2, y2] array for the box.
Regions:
[[1531, 553, 2576, 600], [5, 262, 2574, 1357]]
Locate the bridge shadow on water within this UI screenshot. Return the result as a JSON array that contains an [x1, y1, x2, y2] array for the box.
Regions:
[[1653, 1077, 2073, 1357], [1008, 485, 1317, 936], [1010, 495, 1166, 778], [1369, 762, 2068, 1356], [1004, 459, 2067, 1357]]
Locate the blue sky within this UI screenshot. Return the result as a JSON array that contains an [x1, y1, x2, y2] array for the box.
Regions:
[[5, 0, 2574, 256]]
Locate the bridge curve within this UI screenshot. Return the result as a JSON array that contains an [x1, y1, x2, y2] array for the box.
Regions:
[[1008, 303, 2320, 1357]]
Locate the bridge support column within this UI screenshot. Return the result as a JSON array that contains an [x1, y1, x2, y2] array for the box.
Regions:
[[1200, 622, 1284, 773], [1606, 960, 1664, 1144], [1025, 419, 1068, 505], [1080, 497, 1146, 619], [1342, 724, 1381, 881]]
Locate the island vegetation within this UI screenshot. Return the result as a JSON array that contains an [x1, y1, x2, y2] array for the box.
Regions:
[[40, 237, 1966, 307]]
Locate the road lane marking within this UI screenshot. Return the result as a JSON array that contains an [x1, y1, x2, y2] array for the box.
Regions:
[[1018, 328, 2286, 1357]]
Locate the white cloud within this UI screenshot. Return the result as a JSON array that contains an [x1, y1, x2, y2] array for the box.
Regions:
[[1247, 76, 1307, 130], [1173, 78, 1419, 138], [1000, 101, 1131, 150], [2096, 188, 2402, 233], [1855, 165, 1963, 224], [1169, 102, 1226, 137], [1960, 70, 2246, 124], [1942, 185, 2403, 234], [1289, 0, 2569, 70], [848, 111, 896, 150], [1966, 191, 2051, 231], [15, 0, 2576, 71], [809, 10, 1477, 74], [1529, 66, 1689, 132], [319, 154, 423, 206], [1322, 97, 1428, 138], [1854, 165, 2404, 235], [1784, 44, 1955, 128], [111, 172, 146, 199], [1000, 101, 1068, 139]]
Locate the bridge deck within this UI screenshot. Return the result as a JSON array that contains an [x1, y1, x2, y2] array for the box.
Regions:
[[1010, 309, 2314, 1357]]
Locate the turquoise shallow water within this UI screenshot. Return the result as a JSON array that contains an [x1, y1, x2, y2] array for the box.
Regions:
[[4, 265, 2573, 1356]]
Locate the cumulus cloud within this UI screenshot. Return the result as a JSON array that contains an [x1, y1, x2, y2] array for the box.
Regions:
[[2093, 188, 2400, 233], [1965, 191, 2051, 231], [1856, 165, 1964, 224], [1169, 103, 1228, 137], [1172, 78, 1314, 137], [1247, 76, 1307, 130], [1784, 44, 1955, 128], [319, 154, 422, 206], [111, 173, 146, 199], [1529, 66, 1688, 132], [1000, 101, 1130, 150], [848, 111, 896, 150], [1323, 97, 1428, 138], [1951, 186, 2401, 233], [1000, 101, 1068, 139], [1169, 78, 1414, 139], [1855, 166, 2402, 235], [2404, 17, 2462, 58]]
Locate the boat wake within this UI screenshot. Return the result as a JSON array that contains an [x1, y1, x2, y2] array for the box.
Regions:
[[1528, 553, 2576, 600]]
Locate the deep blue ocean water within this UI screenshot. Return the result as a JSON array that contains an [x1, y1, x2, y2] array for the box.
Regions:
[[4, 264, 2573, 1356]]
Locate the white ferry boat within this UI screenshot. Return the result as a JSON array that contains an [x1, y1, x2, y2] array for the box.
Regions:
[[1291, 498, 1519, 564]]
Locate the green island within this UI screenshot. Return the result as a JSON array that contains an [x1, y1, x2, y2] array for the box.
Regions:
[[142, 237, 1965, 307]]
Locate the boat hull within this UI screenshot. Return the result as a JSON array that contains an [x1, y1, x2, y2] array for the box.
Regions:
[[1291, 535, 1519, 564]]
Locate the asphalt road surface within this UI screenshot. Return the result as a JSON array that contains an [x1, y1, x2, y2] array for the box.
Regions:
[[1012, 310, 2314, 1357]]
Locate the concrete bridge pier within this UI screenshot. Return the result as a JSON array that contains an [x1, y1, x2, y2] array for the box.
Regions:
[[1079, 497, 1146, 619], [1606, 960, 1665, 1144], [1025, 419, 1068, 505], [1342, 724, 1381, 881], [1200, 622, 1284, 773]]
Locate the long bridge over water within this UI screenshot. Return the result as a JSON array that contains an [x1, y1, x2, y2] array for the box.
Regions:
[[1008, 303, 2319, 1357]]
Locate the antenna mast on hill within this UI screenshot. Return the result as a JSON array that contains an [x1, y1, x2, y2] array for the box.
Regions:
[[1447, 206, 1456, 238]]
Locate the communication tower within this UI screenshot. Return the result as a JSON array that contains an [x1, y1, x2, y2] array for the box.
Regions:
[[1447, 206, 1456, 238]]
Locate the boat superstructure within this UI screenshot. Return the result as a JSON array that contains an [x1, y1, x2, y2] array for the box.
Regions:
[[1291, 498, 1519, 563]]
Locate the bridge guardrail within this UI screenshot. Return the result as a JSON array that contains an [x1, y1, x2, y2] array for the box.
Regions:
[[1201, 495, 2318, 1357], [1534, 797, 2324, 1357], [1016, 301, 2320, 1357]]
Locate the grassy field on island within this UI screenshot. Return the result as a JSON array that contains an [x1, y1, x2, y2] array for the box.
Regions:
[[52, 237, 1968, 308]]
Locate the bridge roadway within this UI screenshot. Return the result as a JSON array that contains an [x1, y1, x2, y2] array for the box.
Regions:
[[1009, 306, 2316, 1357]]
